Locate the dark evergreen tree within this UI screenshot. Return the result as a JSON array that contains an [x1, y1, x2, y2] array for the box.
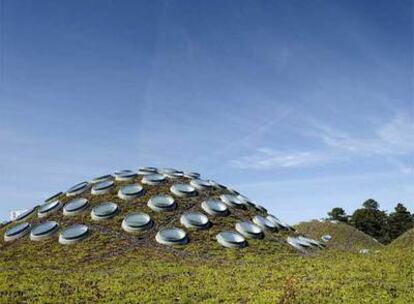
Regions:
[[388, 203, 414, 241], [350, 200, 389, 244], [362, 199, 379, 210], [327, 207, 348, 223]]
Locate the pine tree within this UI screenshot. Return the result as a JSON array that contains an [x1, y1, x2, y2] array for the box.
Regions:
[[350, 199, 389, 244], [327, 207, 348, 223], [388, 203, 414, 241]]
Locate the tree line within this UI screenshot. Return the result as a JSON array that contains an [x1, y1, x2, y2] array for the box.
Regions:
[[327, 199, 413, 244]]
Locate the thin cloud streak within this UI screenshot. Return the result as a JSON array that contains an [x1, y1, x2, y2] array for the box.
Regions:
[[229, 113, 413, 171]]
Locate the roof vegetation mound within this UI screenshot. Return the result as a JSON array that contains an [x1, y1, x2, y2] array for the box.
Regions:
[[0, 167, 323, 263], [294, 220, 383, 251]]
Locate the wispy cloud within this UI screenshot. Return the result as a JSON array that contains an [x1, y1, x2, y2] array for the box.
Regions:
[[228, 148, 326, 169], [311, 113, 414, 155], [229, 113, 413, 170]]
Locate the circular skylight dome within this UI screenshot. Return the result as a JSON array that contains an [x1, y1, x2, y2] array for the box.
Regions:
[[184, 171, 200, 178], [91, 174, 113, 184], [201, 199, 229, 216], [114, 169, 134, 175], [297, 236, 323, 248], [180, 212, 210, 229], [38, 201, 62, 218], [142, 173, 166, 185], [44, 192, 63, 203], [91, 202, 119, 221], [159, 168, 179, 176], [122, 212, 153, 233], [91, 180, 114, 195], [148, 195, 176, 212], [236, 195, 255, 207], [190, 179, 212, 190], [216, 231, 246, 248], [220, 194, 244, 208], [235, 221, 264, 239], [293, 237, 313, 248], [66, 182, 89, 197], [321, 234, 332, 242], [118, 184, 144, 200], [4, 222, 31, 242], [252, 215, 278, 231], [155, 227, 188, 245], [14, 207, 37, 222], [115, 171, 138, 181], [59, 224, 89, 245], [30, 221, 59, 241], [63, 198, 89, 216], [170, 184, 197, 197], [138, 166, 158, 173], [287, 237, 307, 252], [266, 214, 289, 230], [253, 203, 267, 213]]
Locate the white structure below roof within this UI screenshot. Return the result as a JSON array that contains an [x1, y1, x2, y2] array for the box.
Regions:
[[9, 209, 28, 221]]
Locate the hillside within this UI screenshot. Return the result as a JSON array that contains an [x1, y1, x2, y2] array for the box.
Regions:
[[390, 227, 414, 249], [294, 220, 383, 251]]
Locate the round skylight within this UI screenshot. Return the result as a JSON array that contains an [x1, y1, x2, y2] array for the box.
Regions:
[[66, 181, 89, 197], [122, 212, 153, 233], [4, 222, 31, 242], [118, 184, 144, 200], [293, 237, 313, 248], [38, 201, 62, 218], [63, 198, 89, 216], [297, 236, 323, 248], [235, 221, 264, 239], [155, 227, 188, 245], [114, 169, 135, 176], [321, 234, 332, 242], [216, 231, 246, 249], [91, 202, 119, 221], [253, 203, 267, 213], [252, 215, 278, 231], [266, 214, 289, 230], [115, 171, 138, 181], [184, 171, 200, 179], [190, 179, 212, 190], [180, 212, 210, 229], [201, 199, 229, 216], [91, 180, 114, 195], [170, 184, 197, 197], [59, 224, 89, 245], [44, 192, 63, 203], [236, 195, 254, 207], [142, 173, 166, 185], [91, 174, 113, 184], [14, 207, 37, 222], [159, 168, 179, 176], [148, 195, 176, 212], [220, 194, 244, 208], [30, 221, 59, 241], [287, 237, 307, 252]]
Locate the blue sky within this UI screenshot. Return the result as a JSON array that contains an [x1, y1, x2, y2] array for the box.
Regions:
[[0, 0, 412, 223]]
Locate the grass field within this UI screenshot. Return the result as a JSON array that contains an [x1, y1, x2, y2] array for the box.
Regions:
[[0, 239, 412, 303]]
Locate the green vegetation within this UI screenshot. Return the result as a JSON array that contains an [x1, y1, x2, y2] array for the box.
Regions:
[[295, 220, 382, 251], [0, 235, 412, 303], [327, 200, 413, 244], [0, 177, 412, 303], [390, 227, 414, 249]]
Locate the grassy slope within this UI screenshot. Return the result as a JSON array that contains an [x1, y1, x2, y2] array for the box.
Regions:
[[390, 228, 414, 249], [0, 177, 412, 303], [294, 220, 383, 251]]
